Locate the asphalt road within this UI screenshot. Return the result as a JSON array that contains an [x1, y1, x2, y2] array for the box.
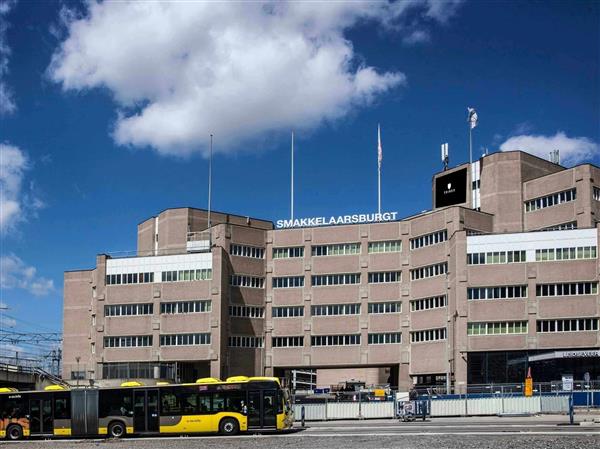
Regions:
[[3, 418, 599, 449]]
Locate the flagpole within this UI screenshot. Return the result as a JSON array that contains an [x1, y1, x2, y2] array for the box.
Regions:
[[377, 124, 382, 215], [208, 134, 213, 245], [469, 126, 472, 165], [291, 131, 294, 221]]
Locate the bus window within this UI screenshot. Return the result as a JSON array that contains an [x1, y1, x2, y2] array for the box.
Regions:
[[160, 389, 181, 415], [2, 396, 26, 419], [212, 393, 225, 412], [99, 390, 133, 418], [54, 393, 70, 419], [198, 394, 211, 414]]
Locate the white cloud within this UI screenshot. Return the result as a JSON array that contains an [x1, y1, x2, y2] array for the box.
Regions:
[[499, 131, 599, 166], [0, 0, 16, 115], [0, 254, 55, 297], [0, 143, 27, 232], [49, 1, 463, 157], [403, 30, 431, 45]]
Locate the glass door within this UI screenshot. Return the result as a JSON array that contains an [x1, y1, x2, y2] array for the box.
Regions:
[[133, 390, 159, 433], [247, 390, 278, 428], [29, 398, 53, 434]]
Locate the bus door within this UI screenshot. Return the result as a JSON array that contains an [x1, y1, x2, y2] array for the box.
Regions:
[[133, 390, 159, 433], [29, 397, 53, 435], [247, 390, 277, 429]]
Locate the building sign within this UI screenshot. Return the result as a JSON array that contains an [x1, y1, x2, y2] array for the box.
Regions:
[[560, 350, 600, 358], [435, 167, 468, 208], [276, 212, 399, 229]]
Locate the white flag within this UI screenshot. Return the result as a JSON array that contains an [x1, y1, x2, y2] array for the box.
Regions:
[[377, 124, 382, 168], [467, 107, 478, 129]]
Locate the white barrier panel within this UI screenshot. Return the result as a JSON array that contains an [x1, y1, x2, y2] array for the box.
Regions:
[[541, 395, 569, 413], [467, 398, 502, 415], [430, 399, 466, 417], [293, 404, 327, 421], [360, 402, 395, 419], [327, 402, 359, 419], [501, 397, 541, 414]]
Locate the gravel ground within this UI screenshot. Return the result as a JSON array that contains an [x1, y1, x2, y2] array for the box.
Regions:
[[3, 434, 599, 449]]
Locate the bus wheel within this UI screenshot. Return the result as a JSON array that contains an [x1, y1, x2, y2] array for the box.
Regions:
[[108, 421, 126, 438], [219, 418, 239, 436], [6, 425, 23, 440]]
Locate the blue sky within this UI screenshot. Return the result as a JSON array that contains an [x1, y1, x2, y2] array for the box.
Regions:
[[0, 1, 598, 355]]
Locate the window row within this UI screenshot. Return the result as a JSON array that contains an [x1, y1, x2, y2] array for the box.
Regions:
[[368, 271, 401, 283], [539, 222, 577, 231], [537, 318, 598, 333], [229, 305, 264, 318], [311, 273, 361, 286], [105, 304, 153, 317], [106, 272, 154, 285], [524, 188, 576, 212], [410, 328, 447, 343], [368, 301, 402, 314], [467, 321, 528, 336], [312, 243, 361, 256], [410, 230, 448, 250], [535, 246, 597, 262], [161, 300, 211, 314], [160, 333, 211, 346], [272, 247, 304, 259], [161, 269, 212, 282], [467, 250, 526, 265], [272, 306, 304, 318], [536, 282, 597, 297], [312, 303, 360, 316], [272, 276, 305, 288], [104, 336, 153, 348], [467, 285, 528, 300], [368, 332, 402, 344], [410, 262, 447, 281], [228, 336, 264, 348], [230, 275, 265, 289], [311, 334, 361, 346], [230, 244, 265, 259], [272, 336, 304, 347], [594, 186, 600, 202], [410, 295, 447, 311], [368, 240, 402, 254], [159, 388, 247, 416]]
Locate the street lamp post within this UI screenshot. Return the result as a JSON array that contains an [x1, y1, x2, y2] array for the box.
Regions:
[[75, 356, 81, 387]]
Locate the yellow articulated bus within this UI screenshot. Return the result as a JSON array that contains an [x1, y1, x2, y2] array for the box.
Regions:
[[0, 376, 294, 440]]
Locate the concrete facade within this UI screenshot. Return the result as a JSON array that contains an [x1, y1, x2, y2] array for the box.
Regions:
[[63, 151, 600, 391]]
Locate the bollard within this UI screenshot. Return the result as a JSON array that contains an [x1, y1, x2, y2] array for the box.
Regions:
[[301, 405, 305, 428], [569, 394, 574, 425]]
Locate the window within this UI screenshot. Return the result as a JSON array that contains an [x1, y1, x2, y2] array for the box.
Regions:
[[160, 269, 212, 283], [467, 285, 528, 300], [273, 247, 304, 259], [54, 393, 71, 420], [410, 262, 447, 280], [311, 304, 360, 316], [410, 328, 447, 343], [467, 321, 528, 336], [368, 302, 402, 314], [410, 295, 447, 311], [230, 274, 265, 288], [160, 300, 211, 314], [536, 282, 598, 297], [467, 250, 526, 265], [311, 334, 361, 346], [272, 306, 304, 318], [410, 230, 448, 250], [104, 335, 153, 348], [539, 222, 577, 231], [537, 318, 598, 333], [229, 305, 264, 318], [272, 276, 305, 288], [312, 243, 360, 256], [368, 271, 401, 283], [524, 188, 576, 212], [368, 333, 402, 344], [99, 389, 133, 418], [228, 336, 264, 348], [105, 303, 153, 317], [368, 240, 402, 253], [160, 333, 210, 346], [311, 273, 361, 286], [272, 336, 304, 347], [230, 244, 265, 259], [535, 246, 597, 262], [70, 371, 86, 380], [106, 272, 154, 285], [594, 187, 600, 201]]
